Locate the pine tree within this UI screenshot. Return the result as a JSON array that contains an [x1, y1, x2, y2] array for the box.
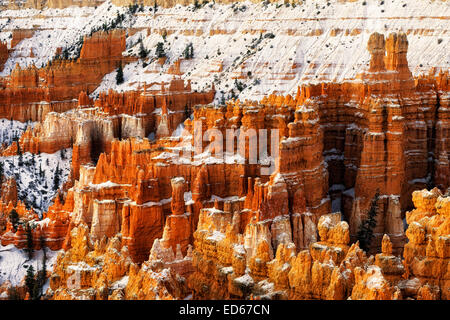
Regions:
[[25, 265, 36, 299], [9, 208, 19, 231], [155, 42, 166, 58], [235, 79, 244, 92], [183, 44, 188, 59], [184, 104, 190, 120], [139, 41, 148, 59], [183, 43, 194, 59], [62, 48, 69, 60], [116, 63, 124, 85], [25, 222, 33, 260], [53, 163, 60, 191], [36, 236, 47, 298], [17, 141, 23, 167], [356, 190, 380, 252]]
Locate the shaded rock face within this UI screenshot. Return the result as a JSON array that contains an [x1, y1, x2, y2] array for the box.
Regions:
[[0, 42, 8, 71], [0, 79, 215, 182]]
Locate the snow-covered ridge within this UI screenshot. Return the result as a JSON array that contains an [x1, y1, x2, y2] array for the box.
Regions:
[[0, 0, 128, 75], [0, 244, 60, 287], [0, 0, 449, 103], [0, 118, 36, 146], [0, 148, 72, 215]]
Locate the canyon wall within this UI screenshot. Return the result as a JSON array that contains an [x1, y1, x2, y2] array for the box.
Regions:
[[2, 32, 448, 263], [0, 29, 126, 123], [0, 0, 448, 300]]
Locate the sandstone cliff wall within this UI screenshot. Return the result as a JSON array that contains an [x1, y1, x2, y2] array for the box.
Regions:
[[0, 29, 126, 123]]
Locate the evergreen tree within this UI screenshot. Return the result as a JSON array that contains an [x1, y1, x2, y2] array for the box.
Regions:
[[234, 79, 244, 92], [139, 41, 148, 59], [184, 104, 190, 120], [183, 43, 194, 59], [25, 265, 36, 299], [53, 163, 60, 191], [189, 43, 194, 58], [17, 141, 23, 167], [31, 152, 36, 167], [62, 48, 69, 60], [36, 237, 47, 298], [9, 208, 19, 231], [155, 42, 166, 58], [356, 190, 380, 252], [116, 63, 124, 85], [25, 222, 33, 260]]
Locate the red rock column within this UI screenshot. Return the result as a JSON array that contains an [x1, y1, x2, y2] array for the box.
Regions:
[[160, 177, 192, 255]]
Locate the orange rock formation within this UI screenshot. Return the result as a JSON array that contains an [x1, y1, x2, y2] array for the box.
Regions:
[[0, 42, 8, 71], [0, 31, 449, 301], [0, 30, 126, 122]]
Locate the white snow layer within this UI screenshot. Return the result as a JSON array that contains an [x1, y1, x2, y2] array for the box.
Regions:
[[0, 244, 60, 287], [0, 0, 447, 104], [0, 119, 36, 146], [0, 148, 72, 215]]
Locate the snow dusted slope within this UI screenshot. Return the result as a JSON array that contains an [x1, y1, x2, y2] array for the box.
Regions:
[[0, 149, 72, 215], [0, 119, 36, 146], [0, 1, 448, 102], [95, 0, 449, 102], [0, 244, 60, 289], [0, 0, 130, 75]]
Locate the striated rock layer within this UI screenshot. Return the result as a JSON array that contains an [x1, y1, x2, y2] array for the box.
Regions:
[[0, 29, 126, 123]]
